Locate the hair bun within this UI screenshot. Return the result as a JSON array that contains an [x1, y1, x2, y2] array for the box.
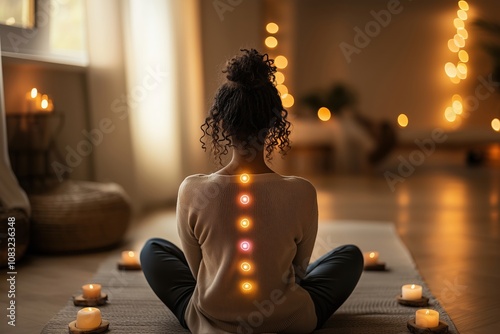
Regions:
[[225, 49, 276, 87]]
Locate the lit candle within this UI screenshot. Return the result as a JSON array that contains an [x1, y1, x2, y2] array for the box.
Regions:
[[363, 251, 379, 265], [121, 251, 139, 265], [415, 309, 439, 328], [25, 88, 39, 113], [82, 284, 101, 299], [402, 284, 422, 300], [76, 307, 102, 330]]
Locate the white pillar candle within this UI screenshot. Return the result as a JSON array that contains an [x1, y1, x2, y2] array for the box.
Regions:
[[415, 309, 439, 328], [363, 251, 379, 265], [82, 284, 101, 299], [121, 250, 139, 265], [402, 284, 422, 300], [76, 307, 102, 330]]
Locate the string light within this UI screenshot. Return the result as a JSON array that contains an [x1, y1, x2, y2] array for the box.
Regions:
[[240, 174, 249, 183], [265, 36, 278, 48], [240, 262, 251, 272], [317, 107, 331, 122], [458, 1, 469, 11], [281, 93, 294, 108], [274, 55, 288, 69], [492, 118, 500, 132], [397, 114, 409, 128], [266, 22, 279, 34], [240, 195, 250, 205], [275, 72, 285, 85], [240, 241, 251, 251], [240, 218, 250, 228], [458, 50, 469, 62], [241, 282, 253, 292]]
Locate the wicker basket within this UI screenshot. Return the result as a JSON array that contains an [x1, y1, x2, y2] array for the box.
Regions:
[[29, 181, 131, 253]]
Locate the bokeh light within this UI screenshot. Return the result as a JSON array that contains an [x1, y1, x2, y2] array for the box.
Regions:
[[240, 262, 251, 272], [458, 1, 469, 11], [266, 22, 279, 34], [452, 100, 463, 114], [445, 107, 457, 122], [454, 18, 464, 29], [275, 72, 285, 84], [458, 50, 469, 62], [457, 9, 468, 20], [448, 39, 459, 52], [275, 55, 288, 69], [240, 174, 249, 183], [276, 84, 288, 95], [492, 118, 500, 132], [445, 62, 457, 78], [397, 114, 409, 128], [281, 93, 294, 108], [265, 36, 278, 48], [240, 195, 250, 205], [240, 218, 250, 228], [317, 107, 331, 122], [240, 241, 251, 251]]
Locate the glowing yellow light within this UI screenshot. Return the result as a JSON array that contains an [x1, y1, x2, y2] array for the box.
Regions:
[[458, 50, 469, 62], [452, 94, 462, 103], [240, 262, 251, 272], [458, 1, 469, 11], [242, 282, 253, 291], [317, 107, 331, 122], [240, 241, 251, 251], [457, 9, 467, 20], [448, 39, 459, 53], [457, 28, 468, 40], [41, 99, 49, 109], [454, 34, 465, 48], [457, 70, 467, 80], [266, 22, 279, 34], [240, 174, 249, 183], [6, 17, 15, 25], [369, 252, 376, 259], [454, 18, 464, 29], [281, 93, 294, 108], [444, 62, 457, 78], [30, 88, 38, 98], [452, 100, 463, 114], [492, 118, 500, 132], [240, 195, 250, 205], [276, 84, 288, 95], [275, 55, 288, 69], [445, 107, 457, 122], [457, 62, 467, 74], [240, 218, 250, 228], [275, 72, 285, 84], [265, 36, 278, 48], [397, 114, 409, 128], [450, 76, 461, 84]]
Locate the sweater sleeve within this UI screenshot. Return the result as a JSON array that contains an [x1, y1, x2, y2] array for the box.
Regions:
[[176, 178, 203, 279], [292, 183, 318, 280]]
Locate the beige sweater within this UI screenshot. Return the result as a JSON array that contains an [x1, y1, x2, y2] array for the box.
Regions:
[[177, 173, 318, 334]]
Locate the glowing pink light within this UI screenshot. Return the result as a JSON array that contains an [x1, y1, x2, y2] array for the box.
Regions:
[[240, 241, 251, 251], [240, 195, 250, 205]]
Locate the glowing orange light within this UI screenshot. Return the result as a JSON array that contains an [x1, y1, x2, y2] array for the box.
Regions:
[[458, 50, 469, 62], [457, 9, 467, 20], [317, 107, 331, 122], [454, 18, 464, 29], [448, 39, 459, 53], [30, 88, 38, 98], [240, 241, 251, 251], [275, 72, 285, 84], [240, 218, 250, 228], [444, 62, 457, 78], [265, 36, 278, 48], [281, 93, 294, 108], [266, 22, 279, 34], [458, 1, 469, 11], [240, 262, 251, 272], [492, 118, 500, 132], [242, 282, 252, 291], [397, 114, 409, 128], [240, 174, 249, 183], [275, 55, 288, 69], [240, 195, 250, 205], [369, 252, 376, 259], [276, 84, 288, 95]]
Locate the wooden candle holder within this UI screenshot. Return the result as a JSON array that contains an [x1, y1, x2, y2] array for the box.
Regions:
[[363, 262, 386, 271], [407, 319, 449, 334], [68, 319, 110, 334], [117, 262, 142, 271], [73, 293, 108, 307], [396, 295, 429, 307]]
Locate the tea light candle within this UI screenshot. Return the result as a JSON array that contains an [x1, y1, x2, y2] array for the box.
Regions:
[[121, 251, 139, 265], [363, 251, 379, 265], [402, 284, 422, 300], [76, 307, 102, 330], [82, 284, 101, 299], [415, 309, 439, 328]]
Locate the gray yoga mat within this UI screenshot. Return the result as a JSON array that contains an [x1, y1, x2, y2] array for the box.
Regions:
[[42, 221, 458, 333]]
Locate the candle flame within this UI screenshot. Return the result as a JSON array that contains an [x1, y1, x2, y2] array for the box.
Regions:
[[425, 310, 430, 315], [369, 252, 375, 259], [128, 251, 135, 257], [242, 282, 252, 291], [30, 88, 37, 98], [89, 284, 94, 289], [41, 99, 49, 109], [240, 174, 249, 183], [411, 284, 415, 289]]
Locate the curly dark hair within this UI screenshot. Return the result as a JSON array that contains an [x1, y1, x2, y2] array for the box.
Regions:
[[200, 49, 291, 164]]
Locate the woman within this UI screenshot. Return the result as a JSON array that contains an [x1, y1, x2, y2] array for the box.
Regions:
[[141, 49, 363, 333]]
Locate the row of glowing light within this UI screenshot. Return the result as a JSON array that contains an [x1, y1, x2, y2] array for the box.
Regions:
[[238, 173, 254, 293], [264, 22, 294, 108]]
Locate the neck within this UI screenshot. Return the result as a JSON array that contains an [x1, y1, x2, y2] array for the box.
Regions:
[[218, 145, 274, 175]]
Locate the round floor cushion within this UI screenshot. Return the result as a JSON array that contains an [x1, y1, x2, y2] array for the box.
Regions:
[[29, 181, 131, 253]]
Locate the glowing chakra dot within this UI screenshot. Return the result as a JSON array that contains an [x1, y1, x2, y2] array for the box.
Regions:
[[458, 1, 469, 11], [397, 114, 409, 128], [242, 282, 252, 291], [265, 36, 278, 48], [240, 194, 250, 205], [492, 118, 500, 132], [240, 174, 250, 183], [240, 218, 250, 228], [266, 22, 279, 34], [317, 107, 331, 122], [240, 241, 251, 251], [241, 262, 251, 272]]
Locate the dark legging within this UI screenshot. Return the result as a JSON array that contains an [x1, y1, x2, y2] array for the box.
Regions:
[[140, 238, 363, 330]]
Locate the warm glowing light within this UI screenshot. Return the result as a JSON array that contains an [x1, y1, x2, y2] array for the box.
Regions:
[[128, 251, 135, 257], [492, 118, 500, 132], [265, 36, 278, 48], [281, 93, 294, 108], [30, 88, 38, 98], [276, 84, 288, 95], [454, 18, 464, 29], [457, 62, 467, 74], [242, 282, 252, 291], [457, 71, 467, 80], [457, 9, 468, 20], [445, 107, 457, 122], [6, 17, 15, 25], [275, 55, 288, 69], [458, 1, 469, 11], [317, 107, 331, 122], [452, 100, 463, 114], [275, 72, 285, 84], [240, 262, 251, 272], [444, 62, 457, 78], [454, 34, 465, 48], [397, 114, 409, 128], [452, 94, 462, 102], [41, 99, 49, 109], [458, 50, 469, 62], [240, 174, 249, 183], [240, 218, 250, 228], [369, 252, 376, 259], [240, 241, 251, 251], [448, 39, 459, 53], [266, 22, 279, 34], [457, 28, 468, 40], [240, 195, 250, 205], [450, 76, 461, 84]]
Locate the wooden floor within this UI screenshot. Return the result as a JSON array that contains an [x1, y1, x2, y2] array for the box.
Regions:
[[1, 148, 499, 334]]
